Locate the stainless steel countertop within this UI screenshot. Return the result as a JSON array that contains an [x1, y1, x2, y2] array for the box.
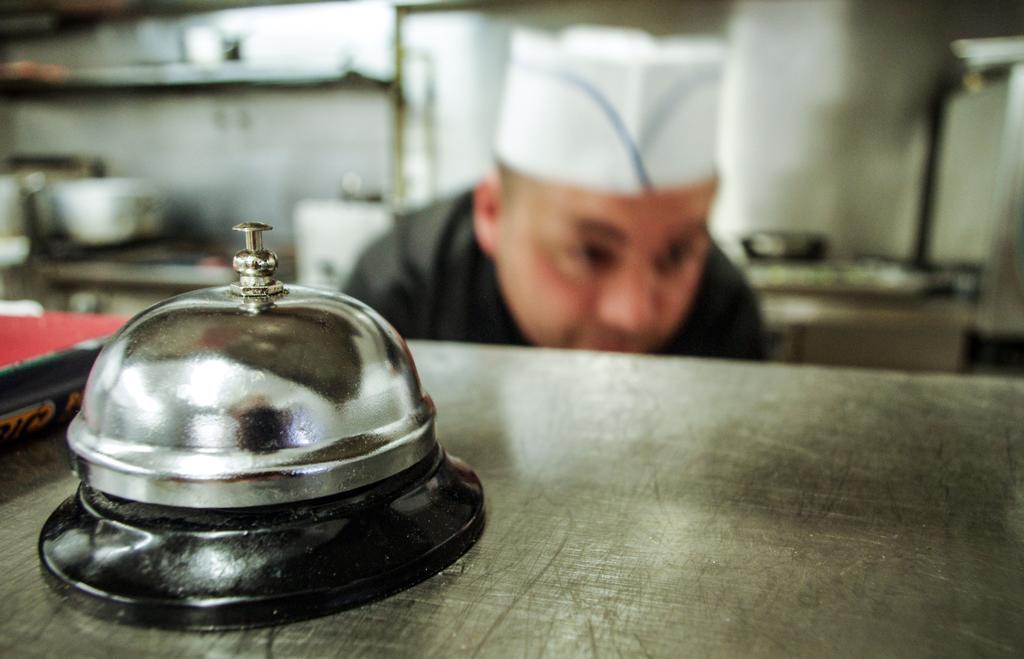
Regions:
[[2, 341, 1023, 656], [35, 259, 236, 289]]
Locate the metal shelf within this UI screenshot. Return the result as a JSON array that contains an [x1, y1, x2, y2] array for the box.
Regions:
[[0, 62, 392, 95], [0, 1, 339, 18], [0, 0, 503, 21]]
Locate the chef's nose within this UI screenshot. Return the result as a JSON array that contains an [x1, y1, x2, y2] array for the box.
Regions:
[[596, 267, 659, 335]]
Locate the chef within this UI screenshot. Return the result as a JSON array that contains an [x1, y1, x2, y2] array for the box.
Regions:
[[347, 25, 764, 358]]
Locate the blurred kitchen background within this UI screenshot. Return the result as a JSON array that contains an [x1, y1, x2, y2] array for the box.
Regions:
[[2, 0, 1024, 374]]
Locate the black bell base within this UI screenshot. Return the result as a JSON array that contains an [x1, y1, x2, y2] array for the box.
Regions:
[[38, 446, 484, 630]]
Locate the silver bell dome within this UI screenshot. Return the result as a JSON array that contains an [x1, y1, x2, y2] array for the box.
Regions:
[[68, 223, 436, 508]]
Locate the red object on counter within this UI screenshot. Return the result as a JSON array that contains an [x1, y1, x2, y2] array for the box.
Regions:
[[1, 311, 129, 447], [0, 312, 128, 368]]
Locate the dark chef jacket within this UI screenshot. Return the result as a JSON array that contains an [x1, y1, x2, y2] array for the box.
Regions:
[[346, 191, 766, 360]]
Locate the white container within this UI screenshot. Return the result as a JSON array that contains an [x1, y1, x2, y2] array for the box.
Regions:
[[49, 178, 164, 246], [183, 26, 226, 67], [295, 199, 392, 290]]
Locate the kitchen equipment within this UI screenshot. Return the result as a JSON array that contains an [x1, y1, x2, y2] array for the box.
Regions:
[[5, 154, 104, 180], [37, 223, 485, 629], [0, 175, 24, 237], [47, 178, 165, 246], [927, 37, 1024, 339], [31, 241, 238, 315], [4, 155, 104, 243], [295, 198, 392, 290], [746, 260, 943, 297], [741, 230, 828, 261], [0, 175, 32, 297]]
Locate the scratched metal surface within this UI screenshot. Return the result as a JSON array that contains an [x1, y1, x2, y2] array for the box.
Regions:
[[2, 341, 1023, 657]]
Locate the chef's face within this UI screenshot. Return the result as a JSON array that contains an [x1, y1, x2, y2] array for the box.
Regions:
[[473, 168, 715, 353]]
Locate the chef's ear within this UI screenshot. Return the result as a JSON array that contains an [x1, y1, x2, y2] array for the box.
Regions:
[[473, 171, 502, 258]]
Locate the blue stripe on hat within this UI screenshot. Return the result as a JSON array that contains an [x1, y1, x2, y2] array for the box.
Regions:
[[513, 59, 653, 190]]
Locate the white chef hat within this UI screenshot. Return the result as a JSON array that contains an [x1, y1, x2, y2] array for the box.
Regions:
[[495, 25, 724, 194]]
